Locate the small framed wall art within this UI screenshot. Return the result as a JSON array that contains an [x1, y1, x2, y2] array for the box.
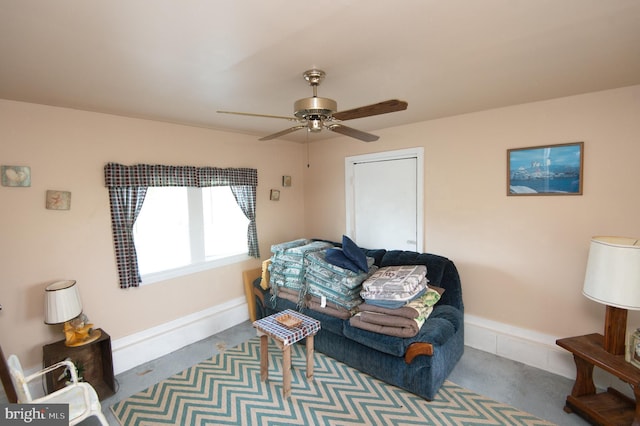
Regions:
[[507, 142, 583, 196], [270, 189, 280, 201], [282, 175, 292, 187], [46, 190, 72, 210], [1, 165, 31, 187]]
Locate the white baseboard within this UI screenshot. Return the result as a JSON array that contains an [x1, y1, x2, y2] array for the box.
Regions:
[[107, 303, 626, 394], [110, 307, 575, 379], [110, 296, 249, 375], [464, 314, 576, 379], [464, 314, 630, 394]]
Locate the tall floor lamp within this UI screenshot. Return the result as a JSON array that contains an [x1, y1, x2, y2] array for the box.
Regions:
[[582, 236, 640, 355]]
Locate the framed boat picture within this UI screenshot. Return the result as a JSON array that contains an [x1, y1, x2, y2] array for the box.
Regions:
[[507, 142, 583, 196]]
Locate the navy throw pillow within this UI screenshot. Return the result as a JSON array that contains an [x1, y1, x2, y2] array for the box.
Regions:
[[325, 248, 361, 273], [342, 235, 369, 273]]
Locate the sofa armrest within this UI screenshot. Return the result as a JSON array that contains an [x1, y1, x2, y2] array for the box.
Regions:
[[253, 283, 266, 308], [405, 342, 434, 363]]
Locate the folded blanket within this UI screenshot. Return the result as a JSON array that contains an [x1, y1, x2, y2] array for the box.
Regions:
[[361, 276, 428, 306], [307, 297, 354, 320], [270, 238, 311, 254], [305, 251, 375, 289], [359, 288, 441, 320], [275, 288, 302, 305], [349, 313, 422, 338], [272, 241, 333, 263], [306, 274, 362, 298], [359, 309, 431, 329], [307, 285, 363, 310], [362, 264, 427, 294], [269, 241, 334, 290], [272, 286, 355, 319]]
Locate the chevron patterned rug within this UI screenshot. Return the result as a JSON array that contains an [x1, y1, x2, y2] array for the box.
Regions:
[[111, 338, 555, 425]]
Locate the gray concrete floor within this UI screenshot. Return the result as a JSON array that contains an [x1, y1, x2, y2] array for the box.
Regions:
[[4, 320, 588, 425]]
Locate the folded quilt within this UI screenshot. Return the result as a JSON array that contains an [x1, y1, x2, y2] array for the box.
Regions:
[[268, 273, 304, 291], [359, 288, 440, 320], [307, 285, 363, 310], [362, 264, 427, 294], [305, 251, 375, 289], [270, 238, 311, 254], [271, 241, 333, 263], [349, 313, 422, 338], [361, 276, 428, 305], [305, 274, 363, 299]]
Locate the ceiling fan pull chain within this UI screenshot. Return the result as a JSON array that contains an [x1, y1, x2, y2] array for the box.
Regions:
[[306, 129, 310, 168]]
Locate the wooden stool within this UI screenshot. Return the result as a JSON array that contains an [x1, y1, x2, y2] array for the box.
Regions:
[[253, 310, 320, 399]]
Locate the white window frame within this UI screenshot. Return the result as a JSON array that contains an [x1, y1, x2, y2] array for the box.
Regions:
[[135, 187, 251, 285]]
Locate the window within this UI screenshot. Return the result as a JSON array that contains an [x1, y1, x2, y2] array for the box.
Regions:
[[133, 187, 250, 282], [104, 163, 259, 289]]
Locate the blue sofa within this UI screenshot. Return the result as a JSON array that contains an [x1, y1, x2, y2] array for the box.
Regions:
[[253, 247, 464, 400]]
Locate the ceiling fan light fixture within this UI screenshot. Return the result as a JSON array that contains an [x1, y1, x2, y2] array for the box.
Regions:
[[308, 119, 323, 132], [294, 97, 337, 119]]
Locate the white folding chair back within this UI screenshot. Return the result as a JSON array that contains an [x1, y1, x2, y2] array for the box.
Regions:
[[7, 354, 108, 425], [6, 355, 32, 402]]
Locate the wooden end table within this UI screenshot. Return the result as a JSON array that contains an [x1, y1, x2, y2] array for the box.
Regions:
[[253, 310, 320, 399], [43, 328, 115, 401], [557, 333, 640, 426]]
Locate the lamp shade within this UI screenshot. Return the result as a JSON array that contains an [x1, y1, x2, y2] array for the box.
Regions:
[[44, 280, 82, 324], [583, 236, 640, 310]]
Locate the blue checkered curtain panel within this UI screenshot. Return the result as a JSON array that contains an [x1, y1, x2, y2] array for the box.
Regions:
[[104, 163, 259, 289]]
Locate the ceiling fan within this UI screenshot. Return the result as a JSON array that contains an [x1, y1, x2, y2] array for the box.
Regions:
[[217, 69, 408, 142]]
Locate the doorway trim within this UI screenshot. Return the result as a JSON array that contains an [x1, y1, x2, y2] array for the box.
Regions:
[[345, 147, 424, 252]]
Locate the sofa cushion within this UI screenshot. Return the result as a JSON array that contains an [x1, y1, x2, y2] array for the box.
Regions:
[[362, 249, 386, 266], [342, 235, 369, 272], [342, 305, 462, 357]]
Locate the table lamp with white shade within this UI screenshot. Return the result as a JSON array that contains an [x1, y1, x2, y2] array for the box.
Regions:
[[44, 280, 100, 346], [582, 236, 640, 355]]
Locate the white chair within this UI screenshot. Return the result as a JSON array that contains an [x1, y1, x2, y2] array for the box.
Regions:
[[7, 354, 108, 426]]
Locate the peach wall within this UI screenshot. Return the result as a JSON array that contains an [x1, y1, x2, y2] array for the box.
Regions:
[[3, 85, 639, 372], [304, 85, 640, 338], [0, 100, 306, 368]]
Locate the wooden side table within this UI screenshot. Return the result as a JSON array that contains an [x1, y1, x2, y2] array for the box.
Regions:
[[253, 310, 320, 399], [43, 328, 115, 401], [557, 333, 640, 426]]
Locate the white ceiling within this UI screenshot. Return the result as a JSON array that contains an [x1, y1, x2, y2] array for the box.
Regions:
[[1, 0, 639, 143]]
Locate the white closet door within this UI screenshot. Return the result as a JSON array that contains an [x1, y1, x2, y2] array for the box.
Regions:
[[346, 148, 422, 252]]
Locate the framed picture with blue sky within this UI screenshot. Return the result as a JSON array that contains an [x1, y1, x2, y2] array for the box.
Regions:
[[507, 142, 583, 196]]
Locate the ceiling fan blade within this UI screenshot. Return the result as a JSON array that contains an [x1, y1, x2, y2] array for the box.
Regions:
[[217, 110, 298, 121], [259, 125, 307, 141], [332, 99, 408, 121], [327, 124, 379, 142]]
